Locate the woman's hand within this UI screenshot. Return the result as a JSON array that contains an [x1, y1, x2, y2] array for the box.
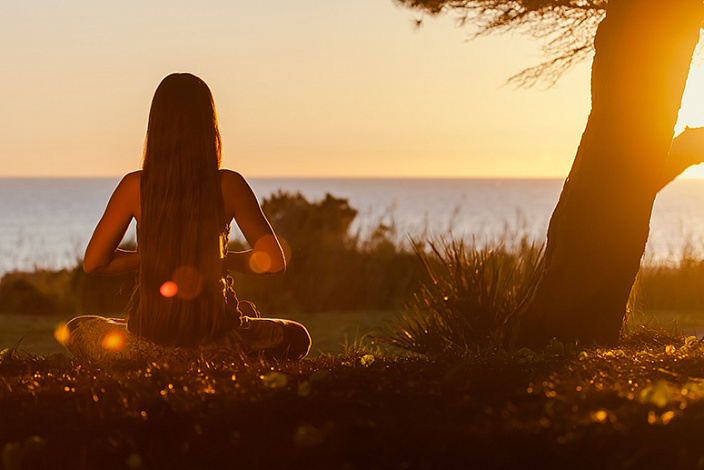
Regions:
[[223, 234, 286, 275]]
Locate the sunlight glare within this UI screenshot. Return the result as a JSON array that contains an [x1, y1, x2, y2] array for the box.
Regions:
[[680, 165, 704, 179], [249, 252, 272, 274], [591, 409, 608, 423], [676, 63, 704, 136], [277, 236, 292, 263], [160, 281, 178, 298], [54, 323, 70, 345], [672, 62, 704, 179], [101, 329, 126, 352]]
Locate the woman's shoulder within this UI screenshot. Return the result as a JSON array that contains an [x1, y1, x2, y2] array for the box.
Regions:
[[112, 171, 141, 217], [220, 169, 254, 194], [119, 170, 142, 188], [219, 168, 246, 185], [220, 169, 256, 218]]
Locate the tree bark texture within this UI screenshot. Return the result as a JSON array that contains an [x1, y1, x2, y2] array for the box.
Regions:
[[510, 0, 702, 349]]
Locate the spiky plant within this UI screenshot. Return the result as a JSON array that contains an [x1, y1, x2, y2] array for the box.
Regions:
[[381, 238, 543, 356]]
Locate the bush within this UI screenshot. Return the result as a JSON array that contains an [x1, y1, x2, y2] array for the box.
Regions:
[[0, 270, 75, 315], [230, 192, 424, 313], [380, 238, 543, 356], [74, 269, 136, 315]]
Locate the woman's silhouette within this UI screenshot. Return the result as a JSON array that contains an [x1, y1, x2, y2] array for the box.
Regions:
[[63, 73, 310, 362]]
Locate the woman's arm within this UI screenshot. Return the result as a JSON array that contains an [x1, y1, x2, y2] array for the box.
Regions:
[[83, 172, 140, 275], [222, 170, 286, 275]]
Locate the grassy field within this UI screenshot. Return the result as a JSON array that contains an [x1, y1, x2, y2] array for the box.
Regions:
[[630, 310, 704, 337], [0, 310, 401, 357], [2, 308, 704, 360], [3, 308, 704, 469]]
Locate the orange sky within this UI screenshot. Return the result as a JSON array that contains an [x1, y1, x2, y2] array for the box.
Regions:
[[1, 1, 703, 178]]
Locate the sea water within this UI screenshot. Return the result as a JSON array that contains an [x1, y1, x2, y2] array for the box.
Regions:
[[1, 176, 704, 274]]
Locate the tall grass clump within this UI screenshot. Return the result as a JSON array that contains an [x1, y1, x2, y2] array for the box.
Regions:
[[381, 238, 543, 356], [639, 242, 704, 312]]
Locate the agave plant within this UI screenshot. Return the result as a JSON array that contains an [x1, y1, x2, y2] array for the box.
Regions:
[[381, 238, 543, 356]]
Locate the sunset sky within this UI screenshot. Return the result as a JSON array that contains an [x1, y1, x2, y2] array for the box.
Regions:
[[2, 0, 704, 178]]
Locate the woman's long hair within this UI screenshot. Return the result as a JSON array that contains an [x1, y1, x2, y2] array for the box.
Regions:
[[129, 73, 231, 347]]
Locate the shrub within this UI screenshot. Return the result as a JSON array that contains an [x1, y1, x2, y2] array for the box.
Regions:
[[380, 238, 543, 356], [74, 269, 136, 315], [262, 191, 358, 250], [230, 192, 424, 313], [0, 270, 75, 315]]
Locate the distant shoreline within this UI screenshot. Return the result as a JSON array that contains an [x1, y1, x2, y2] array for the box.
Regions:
[[0, 175, 568, 181]]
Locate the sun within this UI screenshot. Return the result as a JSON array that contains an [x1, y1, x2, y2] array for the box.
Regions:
[[677, 62, 704, 134], [675, 62, 704, 178]]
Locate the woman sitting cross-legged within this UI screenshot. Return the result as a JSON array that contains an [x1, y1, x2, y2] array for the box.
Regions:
[[62, 73, 311, 363]]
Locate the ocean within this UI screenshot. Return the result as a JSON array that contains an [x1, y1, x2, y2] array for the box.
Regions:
[[2, 176, 704, 275]]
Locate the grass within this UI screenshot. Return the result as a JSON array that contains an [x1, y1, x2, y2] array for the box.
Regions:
[[5, 287, 704, 468], [382, 238, 542, 355], [5, 330, 704, 469], [0, 310, 402, 358]]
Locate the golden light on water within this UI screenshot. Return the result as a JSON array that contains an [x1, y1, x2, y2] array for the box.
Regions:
[[101, 329, 126, 352], [160, 281, 178, 298], [54, 323, 70, 345]]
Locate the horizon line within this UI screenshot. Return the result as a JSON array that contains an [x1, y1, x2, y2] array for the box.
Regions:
[[0, 174, 570, 180], [3, 174, 704, 181]]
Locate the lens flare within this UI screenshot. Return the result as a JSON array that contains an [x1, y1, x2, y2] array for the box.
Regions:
[[277, 236, 292, 263], [101, 329, 126, 352], [591, 409, 608, 423], [160, 281, 178, 298], [54, 323, 70, 345], [250, 235, 287, 273], [249, 252, 272, 274], [172, 266, 204, 300]]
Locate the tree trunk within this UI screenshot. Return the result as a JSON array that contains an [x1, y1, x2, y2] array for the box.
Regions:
[[510, 0, 702, 349]]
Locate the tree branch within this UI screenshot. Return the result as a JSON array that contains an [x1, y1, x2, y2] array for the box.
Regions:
[[393, 0, 608, 87]]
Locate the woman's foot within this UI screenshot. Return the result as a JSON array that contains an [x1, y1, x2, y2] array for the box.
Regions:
[[61, 316, 141, 362], [237, 317, 311, 360], [60, 315, 244, 364], [237, 301, 311, 359]]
